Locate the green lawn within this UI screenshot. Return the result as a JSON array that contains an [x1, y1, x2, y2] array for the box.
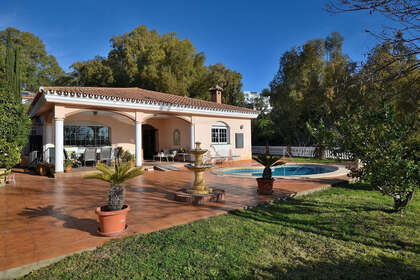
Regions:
[[23, 182, 420, 279]]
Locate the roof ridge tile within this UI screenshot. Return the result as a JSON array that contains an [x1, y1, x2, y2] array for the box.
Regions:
[[39, 86, 259, 114]]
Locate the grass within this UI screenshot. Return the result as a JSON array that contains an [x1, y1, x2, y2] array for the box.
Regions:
[[23, 182, 420, 279]]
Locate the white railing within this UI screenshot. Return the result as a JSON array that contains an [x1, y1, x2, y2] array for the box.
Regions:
[[252, 146, 352, 160]]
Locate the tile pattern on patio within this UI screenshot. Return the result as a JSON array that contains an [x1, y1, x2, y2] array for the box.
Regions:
[[0, 161, 348, 272]]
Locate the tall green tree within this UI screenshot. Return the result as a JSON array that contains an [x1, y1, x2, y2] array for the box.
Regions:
[[65, 25, 245, 105], [0, 30, 31, 170], [70, 56, 114, 86], [207, 63, 245, 106], [106, 25, 208, 96], [0, 27, 65, 92], [267, 33, 358, 145]]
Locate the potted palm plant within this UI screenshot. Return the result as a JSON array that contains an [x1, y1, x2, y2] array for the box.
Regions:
[[253, 153, 285, 195], [85, 162, 144, 236], [64, 159, 74, 173]]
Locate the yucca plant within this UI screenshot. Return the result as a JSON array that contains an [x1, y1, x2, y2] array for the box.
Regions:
[[85, 162, 144, 211], [253, 154, 285, 180]]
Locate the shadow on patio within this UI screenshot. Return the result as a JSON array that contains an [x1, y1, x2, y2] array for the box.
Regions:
[[18, 205, 98, 236]]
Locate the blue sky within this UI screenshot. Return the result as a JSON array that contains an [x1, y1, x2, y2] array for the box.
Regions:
[[1, 0, 391, 92]]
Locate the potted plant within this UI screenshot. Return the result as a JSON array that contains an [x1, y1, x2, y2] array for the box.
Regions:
[[0, 141, 22, 186], [252, 153, 285, 195], [85, 162, 144, 236], [36, 162, 50, 176], [0, 169, 8, 187], [64, 159, 74, 173]]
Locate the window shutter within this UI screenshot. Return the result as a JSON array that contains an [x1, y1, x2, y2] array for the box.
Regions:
[[235, 133, 244, 148]]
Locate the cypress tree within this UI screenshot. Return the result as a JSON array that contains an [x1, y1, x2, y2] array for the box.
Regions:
[[5, 31, 14, 93], [0, 29, 31, 171], [14, 48, 21, 103]]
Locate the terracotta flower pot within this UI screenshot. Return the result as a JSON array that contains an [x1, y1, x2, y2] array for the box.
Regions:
[[95, 205, 130, 236], [256, 178, 274, 195], [64, 166, 72, 173], [37, 165, 48, 176]]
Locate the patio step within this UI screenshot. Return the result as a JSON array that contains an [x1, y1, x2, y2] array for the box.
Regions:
[[153, 165, 180, 171]]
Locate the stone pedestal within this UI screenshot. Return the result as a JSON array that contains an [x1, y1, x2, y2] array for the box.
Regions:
[[173, 189, 225, 205]]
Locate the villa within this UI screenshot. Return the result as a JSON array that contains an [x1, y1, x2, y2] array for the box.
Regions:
[[28, 85, 259, 173]]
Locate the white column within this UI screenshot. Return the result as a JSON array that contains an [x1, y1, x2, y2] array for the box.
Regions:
[[135, 122, 143, 167], [43, 124, 53, 163], [45, 125, 53, 144], [54, 118, 64, 172], [190, 123, 195, 150], [190, 123, 195, 162]]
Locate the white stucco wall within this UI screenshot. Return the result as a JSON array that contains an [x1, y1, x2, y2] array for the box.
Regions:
[[51, 109, 252, 161]]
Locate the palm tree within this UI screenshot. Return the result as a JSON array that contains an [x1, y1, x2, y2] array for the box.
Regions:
[[252, 154, 285, 180], [85, 162, 144, 211]]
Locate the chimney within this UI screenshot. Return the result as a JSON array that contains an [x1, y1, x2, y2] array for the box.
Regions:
[[209, 85, 223, 104]]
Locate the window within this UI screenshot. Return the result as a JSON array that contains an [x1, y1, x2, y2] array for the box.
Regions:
[[173, 129, 181, 146], [235, 133, 244, 148], [211, 122, 229, 144], [64, 125, 110, 146]]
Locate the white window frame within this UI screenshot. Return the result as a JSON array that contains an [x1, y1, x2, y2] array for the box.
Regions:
[[211, 122, 229, 144]]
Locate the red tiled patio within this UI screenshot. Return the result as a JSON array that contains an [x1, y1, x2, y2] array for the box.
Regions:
[[0, 161, 348, 276]]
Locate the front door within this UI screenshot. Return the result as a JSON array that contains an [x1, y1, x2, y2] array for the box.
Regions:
[[142, 125, 156, 159], [29, 135, 42, 154]]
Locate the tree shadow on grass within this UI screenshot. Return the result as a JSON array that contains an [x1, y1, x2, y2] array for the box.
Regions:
[[230, 196, 420, 254], [247, 254, 420, 280], [19, 205, 98, 236]]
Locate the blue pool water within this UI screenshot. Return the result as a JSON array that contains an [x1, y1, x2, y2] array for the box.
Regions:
[[223, 164, 338, 177]]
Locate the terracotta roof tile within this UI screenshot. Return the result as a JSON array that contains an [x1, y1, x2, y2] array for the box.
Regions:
[[38, 86, 258, 114]]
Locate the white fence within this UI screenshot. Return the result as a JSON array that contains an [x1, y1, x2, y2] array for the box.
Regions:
[[252, 146, 352, 160]]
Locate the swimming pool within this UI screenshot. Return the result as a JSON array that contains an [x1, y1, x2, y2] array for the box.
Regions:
[[217, 164, 344, 178]]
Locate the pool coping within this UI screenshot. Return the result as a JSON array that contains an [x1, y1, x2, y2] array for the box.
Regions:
[[211, 163, 349, 179]]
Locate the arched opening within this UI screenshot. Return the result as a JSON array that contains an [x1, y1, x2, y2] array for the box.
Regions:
[[64, 111, 129, 148], [142, 124, 157, 159], [144, 115, 191, 153], [64, 110, 135, 152], [65, 109, 134, 122]]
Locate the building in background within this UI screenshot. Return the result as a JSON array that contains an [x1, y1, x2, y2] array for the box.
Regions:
[[21, 91, 36, 104]]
